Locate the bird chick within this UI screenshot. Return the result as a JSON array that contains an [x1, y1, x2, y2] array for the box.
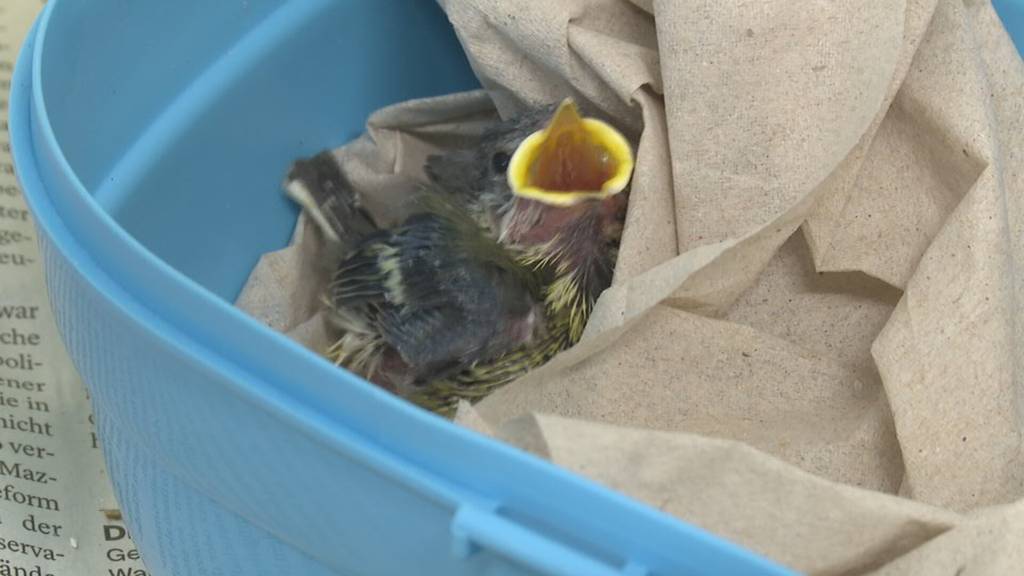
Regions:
[[409, 99, 636, 414], [286, 154, 546, 398], [285, 99, 635, 417], [428, 99, 633, 337]]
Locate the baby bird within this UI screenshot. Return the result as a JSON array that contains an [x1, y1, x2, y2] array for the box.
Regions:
[[286, 99, 635, 416], [428, 98, 632, 329], [286, 153, 546, 398], [410, 99, 635, 413]]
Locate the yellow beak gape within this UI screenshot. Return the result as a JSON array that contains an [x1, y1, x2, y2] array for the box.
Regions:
[[507, 99, 635, 207]]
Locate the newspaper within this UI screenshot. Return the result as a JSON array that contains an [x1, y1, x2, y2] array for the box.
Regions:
[[0, 2, 148, 574]]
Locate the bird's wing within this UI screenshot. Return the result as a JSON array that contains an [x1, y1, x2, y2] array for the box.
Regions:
[[330, 210, 539, 381]]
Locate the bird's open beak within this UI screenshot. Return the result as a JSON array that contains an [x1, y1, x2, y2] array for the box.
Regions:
[[507, 99, 634, 207]]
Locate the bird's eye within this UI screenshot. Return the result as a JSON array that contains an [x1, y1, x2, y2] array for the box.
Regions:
[[491, 151, 511, 174]]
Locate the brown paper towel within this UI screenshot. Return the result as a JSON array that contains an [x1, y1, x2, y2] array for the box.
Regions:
[[237, 0, 1024, 572], [469, 412, 959, 576]]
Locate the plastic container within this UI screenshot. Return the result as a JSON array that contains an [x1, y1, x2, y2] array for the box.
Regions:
[[8, 1, 1018, 575], [997, 0, 1024, 50]]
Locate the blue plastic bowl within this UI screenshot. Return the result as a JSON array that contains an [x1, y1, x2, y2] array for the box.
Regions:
[[7, 1, 1020, 575]]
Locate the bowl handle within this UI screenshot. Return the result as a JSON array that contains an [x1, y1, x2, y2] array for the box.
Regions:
[[450, 503, 649, 576]]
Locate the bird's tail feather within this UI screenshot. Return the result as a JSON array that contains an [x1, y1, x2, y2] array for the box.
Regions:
[[325, 325, 385, 379]]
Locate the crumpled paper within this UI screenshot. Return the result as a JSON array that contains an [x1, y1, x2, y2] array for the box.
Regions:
[[236, 0, 1024, 573]]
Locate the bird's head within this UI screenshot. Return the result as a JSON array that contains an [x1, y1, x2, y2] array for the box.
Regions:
[[425, 98, 634, 211]]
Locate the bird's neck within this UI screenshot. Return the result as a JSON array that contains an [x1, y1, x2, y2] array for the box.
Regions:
[[507, 197, 621, 329], [504, 196, 624, 247]]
